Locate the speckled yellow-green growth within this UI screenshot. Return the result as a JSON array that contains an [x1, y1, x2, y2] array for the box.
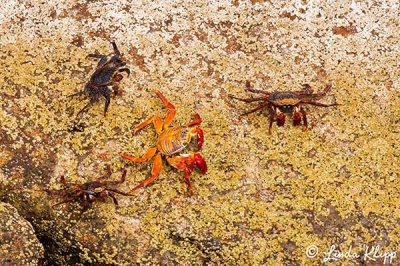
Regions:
[[1, 0, 399, 265]]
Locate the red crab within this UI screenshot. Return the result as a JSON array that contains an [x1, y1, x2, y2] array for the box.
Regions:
[[230, 81, 337, 133], [120, 90, 207, 195], [50, 167, 132, 211]]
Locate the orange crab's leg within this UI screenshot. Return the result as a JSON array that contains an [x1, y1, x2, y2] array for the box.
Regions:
[[132, 115, 163, 135], [121, 147, 157, 163], [188, 127, 204, 150], [155, 90, 176, 128], [132, 116, 154, 135], [129, 152, 163, 193], [186, 113, 202, 127]]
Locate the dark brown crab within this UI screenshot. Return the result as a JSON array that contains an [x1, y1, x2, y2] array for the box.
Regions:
[[230, 81, 337, 133], [49, 167, 132, 211], [70, 42, 130, 129]]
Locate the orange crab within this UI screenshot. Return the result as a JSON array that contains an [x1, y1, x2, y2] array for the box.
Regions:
[[121, 90, 207, 194]]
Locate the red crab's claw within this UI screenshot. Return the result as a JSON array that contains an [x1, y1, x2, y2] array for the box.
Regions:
[[193, 153, 207, 174], [191, 128, 204, 150], [119, 68, 131, 77], [276, 112, 286, 127], [113, 74, 124, 82], [292, 108, 301, 126]]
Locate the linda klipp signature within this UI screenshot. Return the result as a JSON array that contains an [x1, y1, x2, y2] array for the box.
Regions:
[[306, 244, 397, 264]]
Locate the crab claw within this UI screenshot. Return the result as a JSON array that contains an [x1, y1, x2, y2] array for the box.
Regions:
[[119, 68, 130, 77], [193, 153, 207, 174], [292, 107, 301, 126], [113, 74, 124, 82], [277, 112, 286, 127], [192, 128, 204, 150]]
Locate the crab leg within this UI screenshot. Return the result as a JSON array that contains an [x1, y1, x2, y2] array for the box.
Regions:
[[185, 113, 202, 127], [102, 88, 112, 116], [108, 193, 119, 205], [313, 81, 332, 99], [121, 147, 157, 163], [155, 90, 176, 128], [240, 102, 269, 117], [268, 111, 275, 134], [68, 91, 85, 98], [111, 41, 121, 56], [229, 95, 267, 103], [52, 197, 76, 207], [58, 177, 82, 189], [53, 189, 84, 207], [76, 93, 100, 117], [97, 169, 127, 186], [245, 81, 271, 95], [304, 101, 338, 107], [108, 188, 135, 197], [298, 83, 314, 94], [129, 152, 163, 193], [59, 175, 69, 186], [132, 115, 163, 135], [87, 54, 108, 67], [87, 54, 106, 59]]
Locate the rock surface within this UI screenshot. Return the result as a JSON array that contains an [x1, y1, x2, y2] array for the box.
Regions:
[[0, 202, 44, 266], [0, 0, 399, 265]]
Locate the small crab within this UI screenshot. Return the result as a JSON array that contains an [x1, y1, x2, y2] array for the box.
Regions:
[[120, 90, 207, 195], [70, 41, 130, 123], [230, 81, 337, 133], [50, 167, 132, 211]]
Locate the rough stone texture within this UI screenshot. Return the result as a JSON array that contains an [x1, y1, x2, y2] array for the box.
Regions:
[[0, 202, 44, 266], [0, 0, 399, 265]]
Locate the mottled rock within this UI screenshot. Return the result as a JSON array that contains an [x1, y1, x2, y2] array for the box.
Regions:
[[0, 202, 44, 266], [1, 0, 400, 265]]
